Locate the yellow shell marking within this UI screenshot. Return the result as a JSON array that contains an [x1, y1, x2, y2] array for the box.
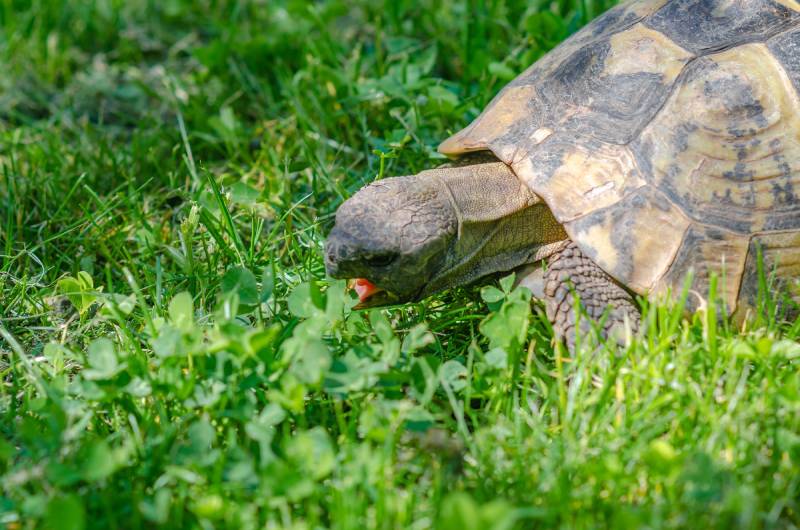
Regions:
[[655, 225, 751, 312], [523, 143, 646, 222], [772, 0, 800, 11], [734, 230, 800, 320], [580, 223, 620, 273], [438, 85, 538, 158], [438, 0, 678, 159], [618, 200, 691, 294], [622, 0, 671, 16], [604, 25, 693, 81], [565, 186, 692, 294], [638, 42, 800, 230], [752, 232, 800, 280]]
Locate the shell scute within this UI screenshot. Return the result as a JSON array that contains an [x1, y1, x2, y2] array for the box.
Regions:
[[737, 231, 800, 317], [657, 224, 750, 312], [533, 29, 691, 144], [440, 3, 688, 156], [644, 0, 799, 55], [632, 43, 800, 236], [438, 0, 800, 313], [512, 137, 646, 223], [567, 186, 690, 294]]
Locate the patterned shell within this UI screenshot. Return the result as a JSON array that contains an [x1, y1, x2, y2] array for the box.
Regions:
[[439, 0, 800, 314]]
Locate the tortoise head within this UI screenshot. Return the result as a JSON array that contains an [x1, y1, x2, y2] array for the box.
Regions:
[[325, 157, 569, 307]]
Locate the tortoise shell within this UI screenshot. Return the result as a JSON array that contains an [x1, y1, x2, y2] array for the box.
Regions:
[[439, 0, 800, 314]]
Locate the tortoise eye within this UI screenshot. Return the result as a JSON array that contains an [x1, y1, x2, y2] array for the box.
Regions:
[[364, 253, 398, 268]]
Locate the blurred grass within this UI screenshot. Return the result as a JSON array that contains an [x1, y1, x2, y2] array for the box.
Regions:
[[1, 1, 800, 529]]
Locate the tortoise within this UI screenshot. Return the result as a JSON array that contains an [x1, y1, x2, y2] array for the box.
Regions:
[[325, 0, 800, 349]]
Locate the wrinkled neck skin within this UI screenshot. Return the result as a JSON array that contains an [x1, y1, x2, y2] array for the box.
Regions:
[[416, 158, 569, 299], [324, 154, 570, 305]]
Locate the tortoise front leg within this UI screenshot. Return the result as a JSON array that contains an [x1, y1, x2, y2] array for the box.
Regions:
[[542, 241, 640, 352]]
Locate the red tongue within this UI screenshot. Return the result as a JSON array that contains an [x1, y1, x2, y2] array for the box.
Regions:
[[353, 278, 382, 302]]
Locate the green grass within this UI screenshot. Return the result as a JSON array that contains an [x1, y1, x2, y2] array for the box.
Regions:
[[2, 1, 800, 528]]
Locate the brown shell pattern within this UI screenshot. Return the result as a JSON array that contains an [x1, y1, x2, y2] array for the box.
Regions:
[[439, 0, 800, 314]]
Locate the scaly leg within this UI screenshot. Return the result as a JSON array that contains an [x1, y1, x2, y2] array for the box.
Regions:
[[543, 242, 640, 352]]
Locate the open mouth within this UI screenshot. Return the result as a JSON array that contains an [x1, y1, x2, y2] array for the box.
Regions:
[[347, 278, 400, 309]]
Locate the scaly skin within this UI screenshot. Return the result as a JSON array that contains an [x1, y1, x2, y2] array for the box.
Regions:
[[325, 156, 567, 302], [544, 242, 640, 351], [326, 158, 639, 351]]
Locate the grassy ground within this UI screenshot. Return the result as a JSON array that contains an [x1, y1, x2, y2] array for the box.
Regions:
[[2, 1, 800, 528]]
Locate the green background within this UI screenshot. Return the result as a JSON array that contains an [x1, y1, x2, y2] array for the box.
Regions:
[[1, 1, 799, 528]]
